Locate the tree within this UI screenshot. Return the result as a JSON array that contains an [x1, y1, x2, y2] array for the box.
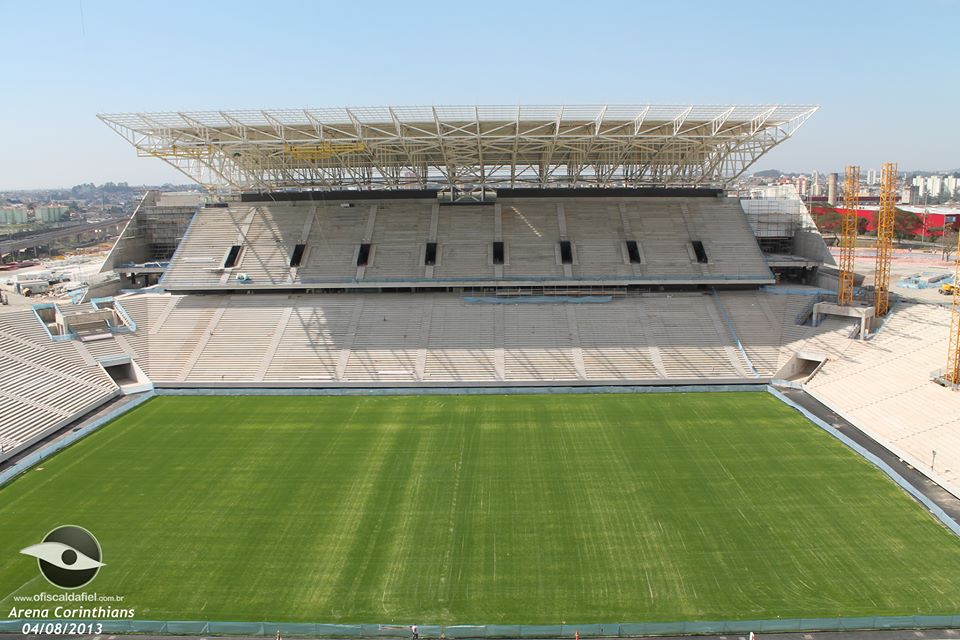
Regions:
[[813, 207, 842, 234], [893, 208, 923, 241], [941, 225, 959, 261]]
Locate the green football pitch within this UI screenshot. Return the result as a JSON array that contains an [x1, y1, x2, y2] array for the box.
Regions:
[[2, 392, 960, 624]]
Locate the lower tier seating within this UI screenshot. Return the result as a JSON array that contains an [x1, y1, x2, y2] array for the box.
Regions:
[[4, 288, 960, 502], [0, 310, 119, 458], [120, 291, 754, 386]]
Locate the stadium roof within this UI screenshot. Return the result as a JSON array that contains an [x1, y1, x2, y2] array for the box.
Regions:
[[98, 105, 818, 192]]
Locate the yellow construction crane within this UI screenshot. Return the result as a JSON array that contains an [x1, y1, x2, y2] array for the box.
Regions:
[[946, 231, 960, 386], [837, 165, 860, 305], [873, 162, 897, 316]]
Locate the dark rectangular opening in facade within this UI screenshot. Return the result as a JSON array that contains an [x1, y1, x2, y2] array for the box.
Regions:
[[559, 240, 573, 264], [424, 242, 437, 266], [492, 241, 504, 265], [692, 240, 708, 264], [223, 245, 242, 268], [626, 240, 642, 264], [103, 362, 136, 385], [356, 243, 371, 266], [289, 244, 306, 267]]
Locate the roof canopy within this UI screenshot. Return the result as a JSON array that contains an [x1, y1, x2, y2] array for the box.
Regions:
[[98, 105, 817, 192]]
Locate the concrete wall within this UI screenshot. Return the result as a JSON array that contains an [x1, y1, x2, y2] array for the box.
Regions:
[[795, 229, 835, 266]]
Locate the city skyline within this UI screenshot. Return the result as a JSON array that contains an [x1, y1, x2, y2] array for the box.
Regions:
[[1, 0, 958, 189]]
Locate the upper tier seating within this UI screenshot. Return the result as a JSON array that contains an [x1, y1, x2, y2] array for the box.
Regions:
[[160, 196, 772, 290], [499, 201, 564, 279], [160, 205, 251, 289], [432, 205, 495, 279]]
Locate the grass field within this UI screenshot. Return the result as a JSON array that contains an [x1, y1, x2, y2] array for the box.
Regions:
[[1, 392, 960, 624]]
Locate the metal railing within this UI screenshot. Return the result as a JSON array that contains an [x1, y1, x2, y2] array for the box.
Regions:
[[160, 272, 777, 289]]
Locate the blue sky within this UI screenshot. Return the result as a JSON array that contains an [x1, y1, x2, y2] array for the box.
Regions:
[[1, 0, 957, 189]]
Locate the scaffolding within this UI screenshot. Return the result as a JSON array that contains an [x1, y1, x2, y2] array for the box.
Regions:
[[947, 232, 960, 385], [137, 207, 196, 259], [873, 162, 897, 316], [734, 184, 818, 255], [837, 165, 860, 305], [100, 191, 200, 273]]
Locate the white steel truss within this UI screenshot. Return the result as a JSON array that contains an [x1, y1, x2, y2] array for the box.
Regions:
[[98, 105, 818, 192]]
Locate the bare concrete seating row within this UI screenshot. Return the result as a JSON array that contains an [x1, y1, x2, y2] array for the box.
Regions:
[[801, 303, 960, 495], [122, 291, 754, 385], [160, 197, 772, 289], [0, 310, 118, 455]]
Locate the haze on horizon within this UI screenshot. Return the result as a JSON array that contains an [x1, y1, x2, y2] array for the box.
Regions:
[[1, 0, 957, 190]]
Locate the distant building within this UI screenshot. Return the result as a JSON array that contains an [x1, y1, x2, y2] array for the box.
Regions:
[[946, 175, 960, 198], [0, 205, 29, 224], [866, 168, 877, 186], [928, 175, 944, 198], [827, 172, 838, 205], [902, 185, 919, 204], [35, 204, 69, 223]]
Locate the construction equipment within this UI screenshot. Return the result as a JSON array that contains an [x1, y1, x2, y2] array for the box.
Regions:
[[873, 162, 896, 316], [837, 165, 860, 305], [946, 232, 960, 385], [940, 282, 956, 296]]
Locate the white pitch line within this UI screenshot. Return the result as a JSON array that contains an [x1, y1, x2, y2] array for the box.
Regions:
[[0, 574, 40, 606]]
